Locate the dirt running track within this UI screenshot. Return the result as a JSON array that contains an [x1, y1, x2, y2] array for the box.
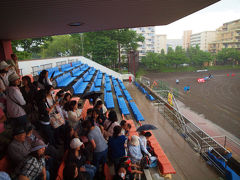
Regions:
[[145, 69, 240, 139]]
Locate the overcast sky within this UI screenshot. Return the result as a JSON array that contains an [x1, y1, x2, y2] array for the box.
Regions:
[[155, 0, 240, 39]]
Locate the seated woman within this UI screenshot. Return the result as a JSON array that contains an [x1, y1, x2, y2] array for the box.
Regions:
[[108, 126, 127, 170], [103, 110, 119, 139], [128, 135, 151, 164], [67, 101, 82, 130], [66, 138, 96, 180]]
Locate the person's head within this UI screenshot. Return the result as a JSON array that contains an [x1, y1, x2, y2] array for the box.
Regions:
[[8, 73, 20, 86], [144, 132, 152, 140], [120, 120, 127, 129], [25, 122, 33, 137], [0, 61, 10, 74], [13, 127, 26, 142], [56, 90, 65, 98], [130, 135, 139, 146], [11, 54, 17, 61], [30, 139, 47, 159], [45, 85, 54, 96], [108, 110, 117, 123], [82, 119, 94, 132], [126, 123, 131, 131], [22, 75, 32, 87], [37, 89, 47, 101], [117, 166, 127, 179], [69, 101, 77, 111], [92, 108, 100, 119], [64, 93, 72, 102], [87, 108, 93, 117], [70, 138, 83, 151], [94, 100, 103, 110], [113, 125, 122, 137], [63, 163, 78, 180]]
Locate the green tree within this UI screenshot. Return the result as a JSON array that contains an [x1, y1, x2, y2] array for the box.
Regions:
[[216, 48, 240, 64], [12, 37, 52, 60]]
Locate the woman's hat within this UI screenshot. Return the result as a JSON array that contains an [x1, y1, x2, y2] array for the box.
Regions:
[[8, 73, 20, 82], [70, 138, 83, 149], [0, 61, 10, 70], [31, 139, 47, 152], [130, 135, 139, 146]]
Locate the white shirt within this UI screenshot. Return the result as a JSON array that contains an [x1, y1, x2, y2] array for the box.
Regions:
[[67, 109, 81, 128], [104, 119, 119, 137], [6, 86, 26, 118], [139, 135, 147, 149], [0, 74, 9, 92]]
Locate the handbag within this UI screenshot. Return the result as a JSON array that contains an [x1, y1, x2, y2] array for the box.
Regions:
[[49, 112, 64, 129]]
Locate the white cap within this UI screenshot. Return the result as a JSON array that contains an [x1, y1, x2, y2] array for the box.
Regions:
[[8, 73, 19, 82], [130, 135, 140, 146], [0, 61, 10, 70], [70, 138, 83, 149]]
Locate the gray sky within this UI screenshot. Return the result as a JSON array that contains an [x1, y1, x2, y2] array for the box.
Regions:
[[155, 0, 240, 39]]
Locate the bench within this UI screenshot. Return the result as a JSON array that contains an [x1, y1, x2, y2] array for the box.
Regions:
[[72, 68, 84, 77], [56, 72, 76, 87], [61, 64, 74, 72], [46, 67, 63, 78], [129, 101, 144, 121], [123, 89, 133, 102], [72, 61, 82, 67], [117, 97, 130, 115], [104, 92, 115, 109], [114, 85, 122, 97], [84, 74, 93, 82], [72, 78, 89, 95]]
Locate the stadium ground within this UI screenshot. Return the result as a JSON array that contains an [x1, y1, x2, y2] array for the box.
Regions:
[[144, 69, 240, 139]]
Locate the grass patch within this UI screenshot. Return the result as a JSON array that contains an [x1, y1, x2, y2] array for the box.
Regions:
[[207, 65, 240, 71], [159, 66, 198, 72]]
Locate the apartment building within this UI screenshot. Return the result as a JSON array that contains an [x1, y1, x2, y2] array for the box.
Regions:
[[155, 34, 167, 53], [209, 19, 240, 53], [190, 31, 216, 51], [131, 26, 155, 59], [182, 30, 192, 49], [167, 39, 183, 52]]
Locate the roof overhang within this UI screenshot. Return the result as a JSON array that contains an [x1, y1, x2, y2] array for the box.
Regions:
[[0, 0, 219, 40]]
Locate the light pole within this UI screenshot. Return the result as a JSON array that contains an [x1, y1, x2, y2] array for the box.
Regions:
[[80, 33, 84, 56]]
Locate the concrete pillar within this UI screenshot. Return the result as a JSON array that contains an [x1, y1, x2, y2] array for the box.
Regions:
[[0, 40, 13, 60]]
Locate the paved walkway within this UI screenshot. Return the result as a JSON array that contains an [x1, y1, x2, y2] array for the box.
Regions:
[[126, 83, 220, 180]]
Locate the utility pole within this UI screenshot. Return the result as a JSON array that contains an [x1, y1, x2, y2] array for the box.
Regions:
[[80, 33, 84, 56]]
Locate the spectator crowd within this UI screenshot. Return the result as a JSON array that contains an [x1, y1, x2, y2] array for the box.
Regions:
[[0, 56, 154, 180]]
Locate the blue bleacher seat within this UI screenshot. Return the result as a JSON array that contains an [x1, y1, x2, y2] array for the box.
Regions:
[[117, 97, 130, 115], [61, 64, 74, 72], [72, 68, 84, 77], [84, 74, 93, 82], [104, 91, 115, 109], [45, 67, 63, 78], [123, 90, 133, 102], [129, 101, 144, 121], [72, 78, 89, 95], [72, 61, 82, 67], [56, 72, 76, 87]]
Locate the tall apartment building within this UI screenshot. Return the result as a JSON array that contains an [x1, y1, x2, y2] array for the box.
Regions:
[[209, 19, 240, 53], [131, 26, 155, 59], [190, 31, 216, 51], [182, 30, 192, 49], [167, 39, 183, 52], [155, 34, 167, 53]]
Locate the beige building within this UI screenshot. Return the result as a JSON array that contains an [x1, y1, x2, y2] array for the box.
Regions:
[[182, 30, 192, 49], [155, 34, 167, 53], [209, 19, 240, 53], [190, 31, 216, 51]]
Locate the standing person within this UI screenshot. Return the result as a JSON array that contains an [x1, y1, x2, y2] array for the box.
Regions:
[[0, 61, 10, 93], [176, 79, 179, 84], [37, 90, 55, 146], [84, 120, 108, 171], [104, 110, 119, 138], [14, 139, 48, 180], [6, 73, 27, 127], [38, 70, 53, 90], [108, 126, 127, 170], [67, 101, 82, 129], [11, 53, 20, 75]]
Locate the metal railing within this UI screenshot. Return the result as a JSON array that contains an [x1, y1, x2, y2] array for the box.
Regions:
[[56, 61, 67, 68], [139, 76, 240, 176]]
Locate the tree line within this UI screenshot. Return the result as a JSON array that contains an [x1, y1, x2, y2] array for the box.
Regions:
[[12, 29, 144, 68], [141, 46, 240, 70]]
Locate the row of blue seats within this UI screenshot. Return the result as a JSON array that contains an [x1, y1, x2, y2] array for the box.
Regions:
[[114, 84, 122, 97], [93, 71, 102, 87], [72, 67, 84, 77], [56, 72, 76, 87], [97, 73, 103, 79], [105, 76, 111, 92], [46, 67, 63, 78], [80, 64, 89, 71], [72, 78, 89, 95], [118, 79, 126, 90], [129, 101, 144, 121], [123, 89, 133, 102], [61, 63, 75, 72], [117, 96, 130, 115], [72, 61, 82, 67], [207, 151, 239, 180], [89, 82, 101, 92], [134, 82, 155, 101], [104, 91, 115, 109]]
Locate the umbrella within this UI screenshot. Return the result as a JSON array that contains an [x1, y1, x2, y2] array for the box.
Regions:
[[137, 124, 157, 132], [82, 91, 103, 100]]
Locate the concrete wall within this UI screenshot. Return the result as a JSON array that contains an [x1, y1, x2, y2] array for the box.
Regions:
[[18, 56, 122, 80]]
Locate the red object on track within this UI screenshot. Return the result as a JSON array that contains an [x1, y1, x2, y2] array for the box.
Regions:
[[198, 78, 205, 83], [227, 74, 230, 77], [232, 73, 235, 77]]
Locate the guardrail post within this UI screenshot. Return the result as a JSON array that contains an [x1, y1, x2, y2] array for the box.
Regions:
[[224, 136, 226, 148]]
